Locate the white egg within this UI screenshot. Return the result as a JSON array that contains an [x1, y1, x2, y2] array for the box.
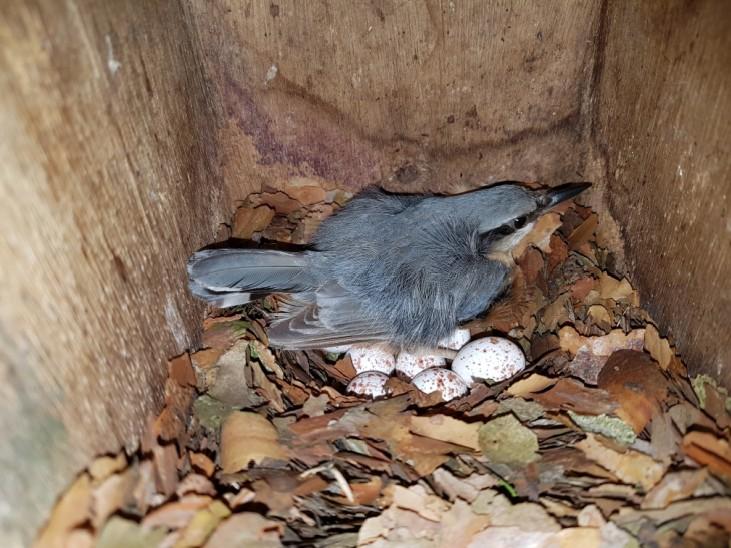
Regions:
[[395, 352, 446, 379], [347, 347, 396, 375], [451, 336, 526, 384], [346, 371, 390, 398], [411, 367, 468, 402], [438, 328, 472, 350]]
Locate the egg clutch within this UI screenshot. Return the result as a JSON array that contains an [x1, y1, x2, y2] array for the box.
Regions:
[[339, 331, 527, 402]]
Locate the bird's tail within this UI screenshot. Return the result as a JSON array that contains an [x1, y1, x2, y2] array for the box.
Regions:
[[187, 248, 317, 308]]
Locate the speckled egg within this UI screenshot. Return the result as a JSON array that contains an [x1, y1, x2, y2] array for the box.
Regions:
[[451, 336, 526, 384], [411, 367, 468, 402], [346, 371, 390, 398], [347, 347, 396, 375], [438, 328, 472, 351], [395, 352, 446, 379]]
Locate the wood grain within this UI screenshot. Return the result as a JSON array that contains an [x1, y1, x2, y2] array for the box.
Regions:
[[593, 1, 731, 386], [0, 2, 233, 544], [1, 0, 729, 544]]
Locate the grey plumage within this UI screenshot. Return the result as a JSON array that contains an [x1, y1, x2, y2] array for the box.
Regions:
[[187, 182, 590, 350]]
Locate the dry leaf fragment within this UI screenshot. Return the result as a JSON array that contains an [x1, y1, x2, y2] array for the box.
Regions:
[[471, 489, 560, 532], [391, 483, 451, 521], [436, 499, 492, 547], [432, 468, 497, 502], [526, 378, 616, 415], [36, 474, 91, 548], [282, 181, 327, 205], [409, 415, 481, 451], [330, 355, 358, 383], [91, 468, 138, 528], [540, 497, 581, 518], [174, 500, 231, 548], [96, 516, 167, 548], [540, 293, 572, 332], [586, 304, 612, 331], [472, 270, 542, 333], [513, 212, 562, 257], [248, 320, 270, 347], [682, 431, 731, 478], [467, 522, 606, 548], [249, 340, 284, 379], [598, 272, 639, 305], [249, 359, 286, 413], [479, 414, 539, 466], [169, 353, 197, 388], [648, 410, 681, 462], [668, 402, 717, 434], [516, 246, 546, 288], [358, 484, 490, 546], [332, 476, 384, 506], [142, 494, 214, 529], [560, 327, 645, 356], [357, 501, 441, 545], [225, 488, 256, 509], [62, 529, 94, 548], [570, 276, 597, 303], [232, 205, 275, 239], [189, 452, 216, 478], [644, 324, 674, 370], [203, 512, 283, 547], [567, 213, 598, 250], [260, 191, 301, 214], [613, 496, 731, 531], [641, 468, 709, 509], [597, 350, 669, 434], [577, 434, 666, 491], [546, 233, 570, 273], [559, 327, 645, 384], [153, 443, 179, 498], [506, 373, 556, 397], [497, 398, 545, 422], [220, 412, 287, 473], [89, 453, 127, 482], [207, 340, 264, 408], [466, 527, 600, 548], [176, 474, 216, 497], [301, 393, 330, 417], [691, 374, 731, 429], [132, 460, 157, 515]]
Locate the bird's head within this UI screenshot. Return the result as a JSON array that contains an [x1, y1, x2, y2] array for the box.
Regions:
[[471, 182, 591, 261]]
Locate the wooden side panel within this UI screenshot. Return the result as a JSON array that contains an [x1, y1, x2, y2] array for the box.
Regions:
[[188, 0, 601, 196], [594, 1, 731, 385], [0, 1, 232, 543]]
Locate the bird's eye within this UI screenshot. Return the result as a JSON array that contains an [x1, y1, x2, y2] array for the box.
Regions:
[[514, 215, 527, 229]]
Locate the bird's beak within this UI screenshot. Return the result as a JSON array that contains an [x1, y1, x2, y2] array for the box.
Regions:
[[540, 182, 591, 211]]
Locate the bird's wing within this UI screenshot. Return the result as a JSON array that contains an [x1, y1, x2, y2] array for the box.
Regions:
[[187, 248, 317, 307], [267, 282, 388, 349]]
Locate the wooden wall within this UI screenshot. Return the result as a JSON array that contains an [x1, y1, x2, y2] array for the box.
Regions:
[[594, 1, 731, 387], [0, 2, 234, 544], [188, 0, 601, 198], [1, 0, 729, 543]]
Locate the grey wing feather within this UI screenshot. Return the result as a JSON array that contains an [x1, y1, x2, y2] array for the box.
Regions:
[[187, 248, 318, 306]]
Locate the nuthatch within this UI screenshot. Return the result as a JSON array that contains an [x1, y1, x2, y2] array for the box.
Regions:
[[188, 182, 590, 351]]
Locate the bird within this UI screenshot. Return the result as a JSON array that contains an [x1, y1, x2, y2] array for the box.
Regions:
[[187, 182, 590, 353]]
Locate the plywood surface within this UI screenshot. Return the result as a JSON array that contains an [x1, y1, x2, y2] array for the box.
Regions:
[[2, 0, 729, 543], [593, 1, 731, 386], [0, 2, 231, 544], [189, 0, 600, 196]]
